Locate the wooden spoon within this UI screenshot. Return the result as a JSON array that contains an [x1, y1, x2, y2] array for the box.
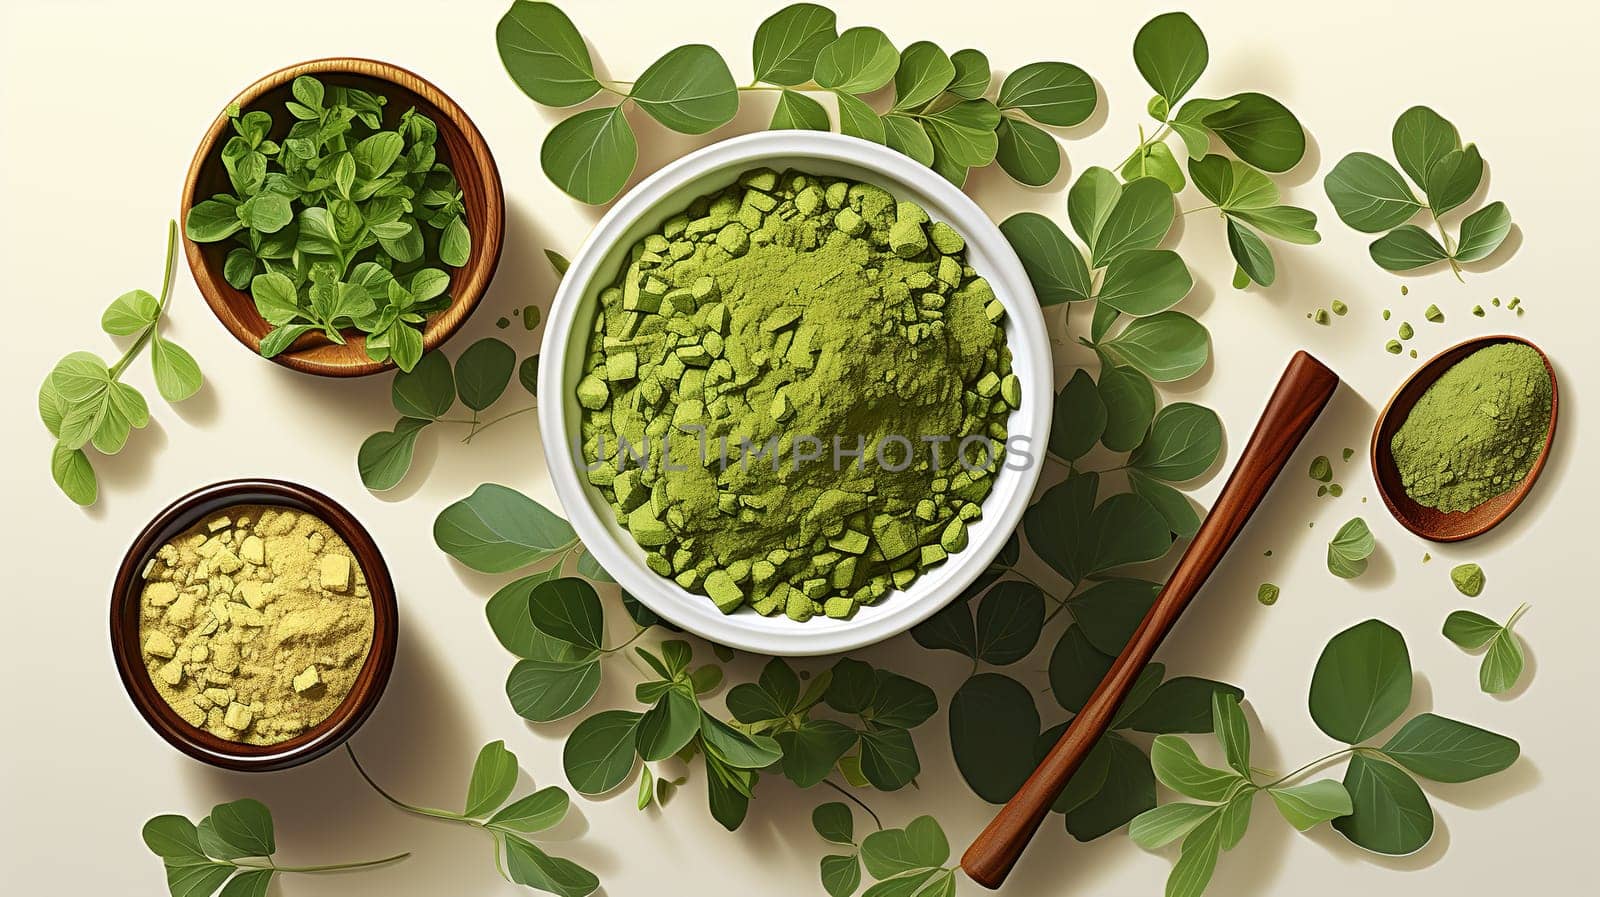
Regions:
[[961, 351, 1339, 889], [1371, 334, 1558, 542]]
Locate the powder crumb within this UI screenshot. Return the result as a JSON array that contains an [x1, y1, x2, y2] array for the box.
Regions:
[[1401, 285, 1409, 295]]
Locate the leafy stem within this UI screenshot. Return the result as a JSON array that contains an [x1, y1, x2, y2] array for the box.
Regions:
[[110, 219, 179, 380], [463, 405, 538, 444], [1118, 123, 1172, 170], [1259, 747, 1357, 788], [1427, 208, 1466, 282], [347, 745, 474, 825], [236, 855, 411, 874]]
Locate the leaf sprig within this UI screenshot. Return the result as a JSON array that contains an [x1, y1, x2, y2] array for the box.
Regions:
[[142, 798, 407, 897], [496, 1, 1098, 201], [813, 808, 958, 897], [348, 741, 598, 897], [40, 220, 203, 505], [1444, 603, 1531, 694]]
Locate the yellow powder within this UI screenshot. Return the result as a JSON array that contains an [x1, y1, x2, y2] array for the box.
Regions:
[[137, 504, 375, 745]]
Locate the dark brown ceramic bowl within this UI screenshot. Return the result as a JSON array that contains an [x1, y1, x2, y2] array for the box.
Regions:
[[179, 57, 505, 377], [110, 479, 398, 770], [1372, 334, 1559, 542]]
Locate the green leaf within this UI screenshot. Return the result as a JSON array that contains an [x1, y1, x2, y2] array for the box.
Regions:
[[948, 49, 991, 99], [259, 324, 315, 358], [1379, 713, 1519, 782], [1121, 140, 1185, 193], [208, 799, 274, 857], [357, 417, 429, 491], [50, 443, 97, 505], [1049, 625, 1113, 713], [1229, 205, 1320, 244], [882, 113, 934, 164], [508, 657, 603, 723], [995, 117, 1061, 187], [1324, 152, 1421, 232], [185, 197, 243, 242], [860, 815, 949, 878], [504, 833, 600, 897], [700, 713, 783, 769], [771, 89, 831, 131], [1201, 92, 1305, 172], [1098, 365, 1156, 450], [392, 350, 455, 419], [1325, 516, 1376, 579], [454, 337, 516, 411], [541, 106, 636, 205], [1064, 732, 1156, 840], [1086, 492, 1171, 575], [1333, 754, 1433, 855], [528, 577, 605, 651], [1268, 779, 1352, 831], [778, 719, 858, 787], [1110, 663, 1167, 729], [1128, 470, 1199, 539], [143, 814, 205, 860], [631, 45, 739, 134], [1069, 578, 1159, 656], [1068, 166, 1122, 248], [487, 567, 565, 657], [487, 787, 570, 832], [433, 483, 577, 572], [1217, 787, 1253, 850], [752, 3, 836, 85], [813, 802, 855, 843], [1171, 98, 1235, 159], [1133, 12, 1208, 106], [834, 92, 885, 144], [1102, 311, 1209, 382], [1481, 628, 1526, 694], [465, 740, 519, 817], [519, 354, 541, 397], [813, 27, 899, 94], [1150, 735, 1244, 801], [1188, 154, 1276, 209], [1212, 692, 1250, 775], [1122, 678, 1242, 735], [496, 1, 601, 106], [824, 658, 877, 714], [1050, 369, 1107, 460], [1025, 472, 1099, 585], [440, 215, 471, 267], [563, 710, 640, 795], [1130, 402, 1220, 480], [999, 212, 1091, 304], [909, 589, 979, 657], [868, 670, 937, 729], [218, 869, 273, 897], [248, 272, 301, 326], [1097, 249, 1192, 316], [820, 854, 861, 897], [103, 289, 159, 335], [637, 687, 703, 762], [1130, 803, 1217, 849], [1443, 610, 1500, 649], [1423, 144, 1482, 217], [973, 581, 1046, 664], [1392, 106, 1460, 188], [893, 41, 954, 110], [1226, 219, 1274, 287], [1454, 200, 1512, 262], [997, 62, 1097, 126], [1369, 225, 1449, 271], [857, 725, 920, 790], [165, 863, 234, 897], [925, 129, 969, 187], [1309, 619, 1412, 744], [1091, 177, 1175, 267], [920, 100, 1000, 167], [151, 337, 202, 403]]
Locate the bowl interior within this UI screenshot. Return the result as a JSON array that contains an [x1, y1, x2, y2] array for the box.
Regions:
[[181, 58, 503, 377], [540, 133, 1050, 655], [111, 480, 398, 770], [1371, 335, 1559, 542]]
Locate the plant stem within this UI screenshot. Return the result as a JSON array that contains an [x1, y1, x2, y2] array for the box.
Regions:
[[463, 405, 537, 444], [822, 778, 883, 831], [1183, 203, 1219, 215], [1117, 124, 1172, 170], [237, 854, 410, 874], [1261, 747, 1357, 789], [110, 220, 179, 380], [347, 745, 477, 825], [1042, 581, 1086, 625], [1505, 602, 1531, 630], [1428, 210, 1465, 282], [604, 627, 648, 654]]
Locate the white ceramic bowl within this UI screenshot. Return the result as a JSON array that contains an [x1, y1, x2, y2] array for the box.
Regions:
[[538, 131, 1050, 655]]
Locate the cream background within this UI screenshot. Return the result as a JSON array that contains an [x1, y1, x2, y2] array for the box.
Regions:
[[0, 0, 1592, 895]]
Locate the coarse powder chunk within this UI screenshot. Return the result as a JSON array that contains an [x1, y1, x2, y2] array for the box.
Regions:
[[137, 504, 375, 744], [1390, 342, 1552, 513], [577, 168, 1015, 621]]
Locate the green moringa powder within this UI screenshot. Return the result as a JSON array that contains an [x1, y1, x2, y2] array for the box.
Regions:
[[1391, 342, 1552, 513], [576, 168, 1015, 621]]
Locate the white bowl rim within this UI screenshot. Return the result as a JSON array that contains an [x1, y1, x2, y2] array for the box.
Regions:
[[538, 131, 1051, 656]]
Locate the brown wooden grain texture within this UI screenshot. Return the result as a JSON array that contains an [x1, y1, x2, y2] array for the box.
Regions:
[[110, 479, 398, 771], [180, 58, 505, 377], [960, 351, 1340, 889], [1371, 334, 1558, 542]]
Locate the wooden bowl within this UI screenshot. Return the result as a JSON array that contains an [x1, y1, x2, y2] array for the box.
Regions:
[[110, 479, 399, 770], [179, 58, 504, 377], [1371, 335, 1558, 542]]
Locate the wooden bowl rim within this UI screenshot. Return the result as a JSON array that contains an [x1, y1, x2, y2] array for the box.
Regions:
[[1370, 334, 1559, 543], [179, 56, 505, 378], [109, 479, 398, 771]]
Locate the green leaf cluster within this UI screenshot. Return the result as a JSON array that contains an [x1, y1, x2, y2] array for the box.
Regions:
[[814, 809, 957, 897], [1444, 603, 1530, 694], [185, 76, 471, 370], [359, 339, 537, 490], [1324, 106, 1512, 279], [348, 741, 596, 896], [142, 798, 405, 896], [495, 2, 1099, 201], [41, 221, 202, 505]]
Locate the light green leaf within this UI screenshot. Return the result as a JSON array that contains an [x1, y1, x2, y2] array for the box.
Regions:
[[1226, 218, 1274, 287], [1392, 105, 1460, 187], [1150, 735, 1244, 801], [218, 869, 273, 897], [488, 787, 571, 833], [433, 483, 577, 572], [1309, 618, 1411, 744], [1443, 610, 1500, 649], [699, 713, 783, 769], [249, 272, 301, 326], [893, 41, 954, 110], [1423, 144, 1482, 217], [752, 3, 837, 86], [541, 106, 636, 205], [1101, 311, 1209, 382], [1097, 249, 1192, 317], [920, 100, 1000, 167], [882, 113, 934, 165], [102, 289, 159, 335], [51, 443, 97, 506], [1379, 713, 1519, 782], [1369, 225, 1449, 271], [496, 1, 601, 106], [1050, 369, 1106, 461], [440, 215, 471, 267], [999, 212, 1092, 304], [631, 45, 738, 134], [860, 815, 949, 878], [996, 117, 1061, 186], [1324, 152, 1420, 232], [465, 740, 519, 817], [1217, 787, 1253, 850], [834, 92, 885, 143], [1130, 803, 1217, 850], [1201, 92, 1305, 172], [947, 49, 990, 99], [357, 418, 429, 491], [165, 863, 234, 897], [1481, 629, 1526, 694], [1091, 301, 1119, 343], [1121, 140, 1185, 192], [1325, 516, 1376, 578], [185, 197, 243, 242], [504, 833, 600, 897], [1268, 779, 1352, 831], [1092, 177, 1175, 267], [507, 657, 603, 722], [771, 89, 831, 131], [151, 337, 203, 403], [563, 710, 641, 795], [1333, 753, 1433, 855], [1454, 200, 1511, 262], [1212, 693, 1250, 775], [1230, 205, 1320, 244], [997, 61, 1097, 126], [1188, 153, 1275, 210], [1068, 166, 1122, 248], [813, 27, 899, 94], [1133, 11, 1208, 106], [1166, 809, 1222, 897], [1171, 98, 1236, 159]]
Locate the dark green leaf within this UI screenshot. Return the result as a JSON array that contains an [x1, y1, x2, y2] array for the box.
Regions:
[[507, 657, 603, 723], [357, 417, 429, 491], [632, 45, 739, 134], [1127, 470, 1200, 538], [142, 815, 205, 860], [893, 41, 954, 111], [920, 100, 1000, 167], [528, 577, 605, 651], [1369, 225, 1449, 271], [1188, 153, 1276, 209], [1133, 12, 1208, 105], [858, 725, 920, 790], [1454, 201, 1512, 262], [1048, 625, 1114, 712], [1069, 578, 1159, 655], [997, 62, 1096, 126], [1050, 369, 1106, 460], [752, 3, 837, 86], [771, 89, 831, 130], [455, 337, 516, 411], [869, 670, 937, 729], [995, 117, 1061, 187], [1129, 402, 1221, 481], [700, 713, 783, 769], [1097, 248, 1192, 316], [208, 799, 274, 857], [909, 591, 978, 657], [825, 658, 877, 715], [1379, 713, 1519, 782], [704, 753, 754, 831], [813, 27, 899, 94], [392, 350, 454, 419], [496, 1, 601, 106], [1064, 733, 1156, 840], [541, 106, 636, 205], [1091, 177, 1175, 267], [1098, 365, 1156, 451], [1000, 212, 1091, 304], [974, 581, 1046, 664], [1324, 152, 1420, 232], [1442, 610, 1500, 650], [1024, 471, 1098, 584], [563, 710, 640, 795], [465, 740, 519, 817], [1227, 218, 1275, 286], [778, 719, 858, 787], [504, 833, 600, 897], [1309, 619, 1412, 744], [1121, 677, 1242, 734], [636, 687, 702, 761], [1229, 205, 1320, 244], [1422, 144, 1482, 217], [1333, 754, 1433, 855], [486, 567, 562, 657], [433, 483, 577, 572], [820, 854, 860, 897], [1086, 492, 1171, 575], [1392, 106, 1460, 188], [1201, 92, 1305, 172]]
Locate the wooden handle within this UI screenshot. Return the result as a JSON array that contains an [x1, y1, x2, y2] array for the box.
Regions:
[[960, 351, 1339, 889]]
